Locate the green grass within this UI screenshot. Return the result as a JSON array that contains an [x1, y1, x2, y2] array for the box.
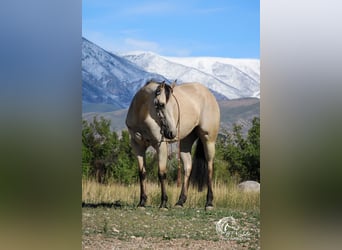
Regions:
[[82, 206, 259, 249]]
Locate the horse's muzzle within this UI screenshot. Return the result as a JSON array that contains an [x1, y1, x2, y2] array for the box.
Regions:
[[164, 130, 176, 140]]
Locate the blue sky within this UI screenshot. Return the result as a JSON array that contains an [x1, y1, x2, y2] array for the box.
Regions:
[[83, 0, 259, 58]]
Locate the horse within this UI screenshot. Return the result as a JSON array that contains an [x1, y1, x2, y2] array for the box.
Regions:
[[125, 80, 220, 210]]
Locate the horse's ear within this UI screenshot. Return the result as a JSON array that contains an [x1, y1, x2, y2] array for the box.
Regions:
[[159, 81, 165, 90], [171, 80, 177, 89]]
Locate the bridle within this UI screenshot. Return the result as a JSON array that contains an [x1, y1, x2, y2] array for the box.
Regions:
[[154, 82, 182, 186], [154, 84, 180, 143]]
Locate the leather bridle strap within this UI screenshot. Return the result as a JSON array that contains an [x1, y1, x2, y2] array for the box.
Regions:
[[171, 92, 181, 187]]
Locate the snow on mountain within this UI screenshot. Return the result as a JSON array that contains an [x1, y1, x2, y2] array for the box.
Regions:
[[122, 51, 260, 99], [82, 38, 166, 110], [82, 37, 260, 113], [166, 56, 260, 95]]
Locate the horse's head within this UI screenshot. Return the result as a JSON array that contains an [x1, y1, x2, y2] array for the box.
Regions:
[[153, 81, 177, 140]]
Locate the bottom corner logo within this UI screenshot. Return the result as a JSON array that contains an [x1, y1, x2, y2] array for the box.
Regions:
[[216, 216, 250, 240]]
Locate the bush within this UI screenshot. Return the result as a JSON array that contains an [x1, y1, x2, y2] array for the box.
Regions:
[[221, 117, 260, 182], [82, 116, 260, 185], [82, 117, 137, 184]]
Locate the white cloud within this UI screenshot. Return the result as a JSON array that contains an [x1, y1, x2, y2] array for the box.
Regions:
[[82, 31, 162, 54], [83, 30, 195, 56], [124, 38, 161, 52]]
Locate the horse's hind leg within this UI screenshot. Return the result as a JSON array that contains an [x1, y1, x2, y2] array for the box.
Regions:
[[202, 140, 216, 210]]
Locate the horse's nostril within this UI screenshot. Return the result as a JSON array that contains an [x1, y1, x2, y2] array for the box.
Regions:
[[164, 131, 175, 139]]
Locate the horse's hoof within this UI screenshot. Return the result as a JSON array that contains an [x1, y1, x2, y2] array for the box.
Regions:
[[205, 206, 214, 211], [174, 204, 183, 209], [159, 207, 168, 211], [137, 206, 146, 210]]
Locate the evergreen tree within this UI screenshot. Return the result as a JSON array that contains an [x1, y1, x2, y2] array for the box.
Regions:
[[82, 116, 260, 184], [113, 130, 137, 184], [82, 117, 137, 184], [245, 117, 260, 181], [222, 117, 260, 182]]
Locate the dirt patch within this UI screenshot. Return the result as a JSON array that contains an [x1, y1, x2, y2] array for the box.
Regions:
[[82, 235, 247, 249]]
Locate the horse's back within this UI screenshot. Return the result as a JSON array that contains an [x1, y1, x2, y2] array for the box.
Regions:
[[175, 82, 220, 139], [176, 83, 218, 104]]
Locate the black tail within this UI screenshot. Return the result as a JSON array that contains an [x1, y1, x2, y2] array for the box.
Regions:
[[190, 139, 208, 192]]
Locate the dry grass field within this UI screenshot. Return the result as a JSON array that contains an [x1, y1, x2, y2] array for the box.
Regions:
[[82, 180, 259, 210]]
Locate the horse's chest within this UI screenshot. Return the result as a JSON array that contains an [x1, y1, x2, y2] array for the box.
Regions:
[[133, 118, 161, 145]]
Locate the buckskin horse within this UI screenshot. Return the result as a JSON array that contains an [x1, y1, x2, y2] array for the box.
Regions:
[[126, 80, 220, 210]]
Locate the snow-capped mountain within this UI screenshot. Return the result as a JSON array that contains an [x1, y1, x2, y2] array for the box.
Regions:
[[82, 37, 260, 113], [122, 51, 260, 99], [82, 38, 166, 110]]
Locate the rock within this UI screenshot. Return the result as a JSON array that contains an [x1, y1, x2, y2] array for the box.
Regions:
[[237, 181, 260, 192]]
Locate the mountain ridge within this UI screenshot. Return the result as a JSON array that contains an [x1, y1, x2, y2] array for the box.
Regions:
[[82, 38, 167, 110], [122, 51, 260, 99], [82, 37, 260, 113]]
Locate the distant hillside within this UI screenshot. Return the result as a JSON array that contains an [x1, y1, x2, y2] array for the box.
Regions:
[[218, 98, 260, 134], [82, 109, 128, 132], [82, 98, 259, 135]]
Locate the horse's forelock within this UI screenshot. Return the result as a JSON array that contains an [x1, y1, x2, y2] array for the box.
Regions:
[[154, 82, 172, 102]]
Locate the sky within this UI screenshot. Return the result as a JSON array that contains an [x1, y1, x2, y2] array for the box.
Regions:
[[82, 0, 259, 58]]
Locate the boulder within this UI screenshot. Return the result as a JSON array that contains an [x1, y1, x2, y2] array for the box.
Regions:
[[237, 181, 260, 192]]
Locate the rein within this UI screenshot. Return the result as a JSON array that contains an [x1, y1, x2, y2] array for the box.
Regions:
[[172, 92, 182, 187]]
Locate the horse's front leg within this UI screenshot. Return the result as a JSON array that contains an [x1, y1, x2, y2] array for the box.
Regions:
[[157, 142, 168, 209], [137, 154, 147, 208], [175, 151, 192, 207], [175, 133, 197, 207], [131, 138, 147, 208]]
